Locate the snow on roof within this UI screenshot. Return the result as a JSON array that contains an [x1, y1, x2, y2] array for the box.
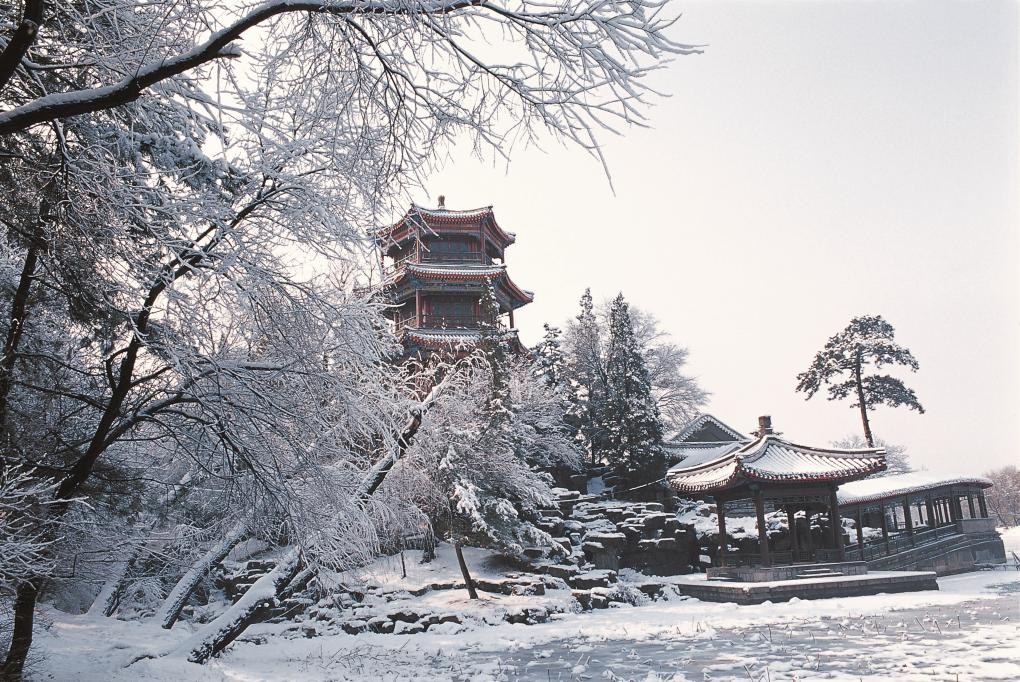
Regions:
[[837, 472, 993, 506], [385, 262, 534, 305], [404, 327, 520, 350], [666, 435, 886, 494], [660, 442, 743, 466], [668, 413, 747, 443], [377, 203, 516, 248], [406, 263, 506, 278]]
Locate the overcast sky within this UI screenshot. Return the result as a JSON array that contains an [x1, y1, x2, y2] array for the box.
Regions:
[[404, 0, 1019, 474]]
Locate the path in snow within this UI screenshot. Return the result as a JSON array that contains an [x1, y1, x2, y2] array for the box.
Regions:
[[469, 582, 1020, 681]]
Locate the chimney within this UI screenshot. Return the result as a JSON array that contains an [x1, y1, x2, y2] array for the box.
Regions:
[[757, 415, 773, 436], [437, 194, 446, 209]]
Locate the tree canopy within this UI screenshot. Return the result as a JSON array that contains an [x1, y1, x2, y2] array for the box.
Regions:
[[797, 315, 924, 447]]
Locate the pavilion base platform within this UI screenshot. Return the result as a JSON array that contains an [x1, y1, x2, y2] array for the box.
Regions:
[[672, 570, 938, 605], [707, 561, 868, 583]]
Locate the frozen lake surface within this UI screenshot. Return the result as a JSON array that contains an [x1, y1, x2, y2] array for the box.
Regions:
[[468, 583, 1020, 681]]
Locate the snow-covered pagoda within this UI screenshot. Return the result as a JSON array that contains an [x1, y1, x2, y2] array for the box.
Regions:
[[375, 198, 533, 355]]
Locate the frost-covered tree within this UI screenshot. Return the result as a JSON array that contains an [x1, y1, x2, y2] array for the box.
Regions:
[[832, 434, 912, 476], [403, 291, 579, 591], [796, 315, 924, 448], [534, 324, 566, 389], [603, 294, 663, 488], [627, 307, 709, 430], [564, 288, 609, 465], [561, 291, 705, 465], [983, 465, 1020, 527], [1, 0, 697, 673]]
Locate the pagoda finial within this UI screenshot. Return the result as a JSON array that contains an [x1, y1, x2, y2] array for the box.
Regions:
[[437, 194, 446, 209]]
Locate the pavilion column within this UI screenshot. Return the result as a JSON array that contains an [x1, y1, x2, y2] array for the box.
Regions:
[[855, 507, 865, 552], [716, 499, 728, 567], [415, 289, 423, 327], [967, 494, 977, 520], [509, 308, 515, 328], [903, 496, 914, 547], [879, 502, 890, 554], [786, 505, 799, 560], [752, 487, 771, 567], [978, 492, 988, 519], [926, 496, 937, 535], [948, 495, 959, 525], [803, 509, 815, 558], [828, 485, 845, 561]]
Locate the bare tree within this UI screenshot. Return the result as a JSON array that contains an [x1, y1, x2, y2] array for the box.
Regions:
[[832, 434, 912, 476], [983, 465, 1020, 527]]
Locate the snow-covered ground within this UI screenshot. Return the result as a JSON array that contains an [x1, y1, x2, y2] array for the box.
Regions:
[[30, 528, 1020, 681]]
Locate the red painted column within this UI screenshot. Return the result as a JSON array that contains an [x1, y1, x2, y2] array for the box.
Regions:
[[415, 289, 422, 327]]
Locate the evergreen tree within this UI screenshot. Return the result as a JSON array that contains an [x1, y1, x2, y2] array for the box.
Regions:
[[564, 289, 608, 466], [796, 315, 924, 447], [603, 294, 664, 487], [534, 323, 566, 389]]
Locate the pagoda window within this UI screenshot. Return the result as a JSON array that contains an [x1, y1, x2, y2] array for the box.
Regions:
[[427, 237, 480, 259]]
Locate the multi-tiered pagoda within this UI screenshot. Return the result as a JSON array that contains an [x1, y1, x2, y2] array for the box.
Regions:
[[375, 198, 533, 355]]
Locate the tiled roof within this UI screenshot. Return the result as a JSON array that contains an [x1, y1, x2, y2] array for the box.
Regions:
[[385, 262, 534, 304], [403, 327, 519, 350], [660, 441, 744, 466], [667, 413, 748, 443], [377, 203, 516, 247], [666, 435, 886, 494], [837, 472, 993, 507]]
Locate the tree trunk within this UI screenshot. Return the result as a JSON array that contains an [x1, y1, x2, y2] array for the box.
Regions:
[[853, 347, 874, 447], [87, 550, 139, 618], [453, 541, 478, 600], [156, 520, 249, 629], [0, 234, 41, 476], [0, 1, 45, 93], [1, 578, 39, 681], [177, 549, 302, 664]]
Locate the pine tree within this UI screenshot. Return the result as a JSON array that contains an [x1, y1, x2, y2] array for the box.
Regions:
[[797, 315, 924, 447], [564, 288, 608, 466], [603, 294, 663, 488], [534, 323, 566, 389]]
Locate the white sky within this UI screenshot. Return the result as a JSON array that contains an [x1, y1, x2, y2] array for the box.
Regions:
[[403, 0, 1019, 474]]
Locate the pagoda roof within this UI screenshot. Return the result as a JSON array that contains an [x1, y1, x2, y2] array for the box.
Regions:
[[837, 472, 992, 507], [666, 434, 886, 494], [386, 262, 535, 305], [376, 203, 516, 249], [403, 327, 522, 352]]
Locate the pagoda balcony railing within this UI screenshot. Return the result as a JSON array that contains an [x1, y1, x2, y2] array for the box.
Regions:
[[388, 251, 494, 273], [395, 314, 495, 330]]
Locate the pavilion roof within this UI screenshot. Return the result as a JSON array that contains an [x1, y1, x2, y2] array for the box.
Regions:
[[666, 434, 886, 494], [667, 413, 748, 443], [837, 472, 993, 507]]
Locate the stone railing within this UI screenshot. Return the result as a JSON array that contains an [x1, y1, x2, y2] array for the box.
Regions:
[[957, 517, 997, 534]]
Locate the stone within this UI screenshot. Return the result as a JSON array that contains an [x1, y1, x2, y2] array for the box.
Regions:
[[387, 610, 420, 623], [572, 589, 593, 610], [341, 620, 367, 635], [544, 564, 580, 580], [523, 547, 546, 560], [368, 617, 395, 634]]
